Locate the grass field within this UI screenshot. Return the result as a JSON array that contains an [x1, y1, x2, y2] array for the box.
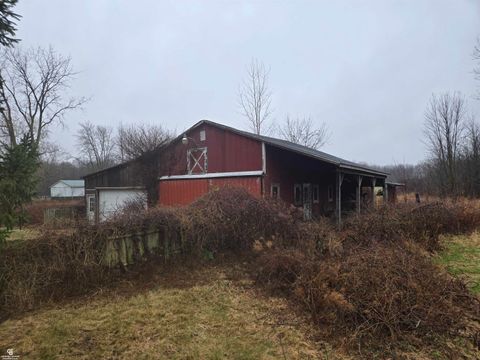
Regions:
[[0, 261, 328, 360], [1, 231, 479, 359], [437, 231, 480, 294]]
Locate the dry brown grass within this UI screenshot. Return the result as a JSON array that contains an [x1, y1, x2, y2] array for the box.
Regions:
[[5, 227, 41, 241], [3, 189, 480, 358], [0, 261, 328, 360]]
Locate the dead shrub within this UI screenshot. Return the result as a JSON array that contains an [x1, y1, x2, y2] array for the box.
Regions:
[[106, 186, 307, 254], [256, 241, 480, 346], [182, 187, 304, 253], [3, 186, 480, 354], [0, 230, 113, 315], [343, 201, 480, 252], [0, 187, 308, 317], [255, 249, 307, 293]]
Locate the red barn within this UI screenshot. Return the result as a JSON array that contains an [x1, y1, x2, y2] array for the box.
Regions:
[[84, 120, 396, 223], [157, 120, 392, 221]]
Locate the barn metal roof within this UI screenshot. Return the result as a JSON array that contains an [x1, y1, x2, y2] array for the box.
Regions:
[[192, 120, 388, 177], [52, 180, 85, 188]]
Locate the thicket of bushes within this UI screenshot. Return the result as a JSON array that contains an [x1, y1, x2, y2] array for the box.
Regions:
[[0, 188, 304, 316], [1, 187, 479, 353], [256, 201, 480, 349]]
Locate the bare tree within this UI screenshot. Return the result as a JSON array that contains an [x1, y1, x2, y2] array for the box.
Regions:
[[423, 92, 466, 196], [277, 115, 330, 149], [474, 38, 480, 99], [0, 46, 86, 148], [462, 118, 480, 197], [76, 120, 117, 170], [117, 123, 173, 161], [238, 58, 272, 134]]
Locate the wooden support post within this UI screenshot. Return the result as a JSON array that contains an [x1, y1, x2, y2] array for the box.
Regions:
[[336, 172, 344, 225], [371, 178, 376, 208], [383, 182, 389, 204], [356, 175, 363, 214]]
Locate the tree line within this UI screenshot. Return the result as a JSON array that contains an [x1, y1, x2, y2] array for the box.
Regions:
[[35, 123, 174, 196], [373, 92, 479, 199]]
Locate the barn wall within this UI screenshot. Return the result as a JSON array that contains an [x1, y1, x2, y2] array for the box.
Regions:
[[158, 179, 209, 206], [209, 177, 262, 195], [387, 184, 397, 203], [264, 145, 337, 216], [84, 163, 144, 190], [84, 149, 166, 207], [158, 176, 262, 206], [160, 123, 263, 176]]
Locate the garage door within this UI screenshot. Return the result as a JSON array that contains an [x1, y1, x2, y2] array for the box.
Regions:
[[98, 189, 147, 222]]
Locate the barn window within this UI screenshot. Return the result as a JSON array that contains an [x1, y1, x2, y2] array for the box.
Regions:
[[89, 196, 96, 212], [312, 185, 319, 203], [328, 185, 333, 202], [294, 184, 302, 205], [271, 183, 280, 199], [187, 147, 208, 174], [199, 130, 206, 141]]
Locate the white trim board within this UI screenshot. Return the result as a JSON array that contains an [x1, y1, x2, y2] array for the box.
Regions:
[[95, 186, 146, 190], [159, 171, 263, 181]]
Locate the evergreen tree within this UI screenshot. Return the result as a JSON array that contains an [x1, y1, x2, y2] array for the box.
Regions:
[[0, 0, 20, 47], [0, 136, 39, 230]]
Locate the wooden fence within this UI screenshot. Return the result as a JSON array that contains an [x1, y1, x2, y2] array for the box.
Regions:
[[103, 226, 184, 267]]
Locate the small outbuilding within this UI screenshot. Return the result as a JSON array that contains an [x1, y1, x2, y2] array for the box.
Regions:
[[50, 180, 85, 198]]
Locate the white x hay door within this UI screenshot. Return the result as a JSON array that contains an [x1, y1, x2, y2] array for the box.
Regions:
[[187, 147, 208, 174]]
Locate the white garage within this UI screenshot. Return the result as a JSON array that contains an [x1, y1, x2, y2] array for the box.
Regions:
[[50, 180, 85, 198], [96, 187, 147, 222]]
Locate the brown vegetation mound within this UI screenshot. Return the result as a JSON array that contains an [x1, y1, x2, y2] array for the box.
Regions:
[[343, 201, 480, 251], [0, 188, 305, 315], [256, 242, 479, 345], [1, 188, 480, 354]]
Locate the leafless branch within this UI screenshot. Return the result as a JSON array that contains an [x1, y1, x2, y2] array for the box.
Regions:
[[474, 38, 480, 100], [238, 58, 273, 135], [423, 92, 466, 195], [76, 120, 116, 170], [0, 46, 87, 148], [116, 123, 174, 161], [277, 115, 330, 149]]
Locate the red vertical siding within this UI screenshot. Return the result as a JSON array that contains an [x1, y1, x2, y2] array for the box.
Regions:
[[158, 176, 262, 206], [159, 179, 208, 206], [209, 177, 261, 197], [160, 123, 263, 176], [223, 130, 263, 172]]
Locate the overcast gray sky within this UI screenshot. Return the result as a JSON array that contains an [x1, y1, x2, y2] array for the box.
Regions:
[[14, 0, 480, 165]]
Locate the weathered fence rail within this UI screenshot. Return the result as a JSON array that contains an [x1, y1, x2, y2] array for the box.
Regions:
[[103, 226, 184, 267]]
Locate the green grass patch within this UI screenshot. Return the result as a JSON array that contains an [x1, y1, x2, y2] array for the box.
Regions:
[[437, 232, 480, 294]]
